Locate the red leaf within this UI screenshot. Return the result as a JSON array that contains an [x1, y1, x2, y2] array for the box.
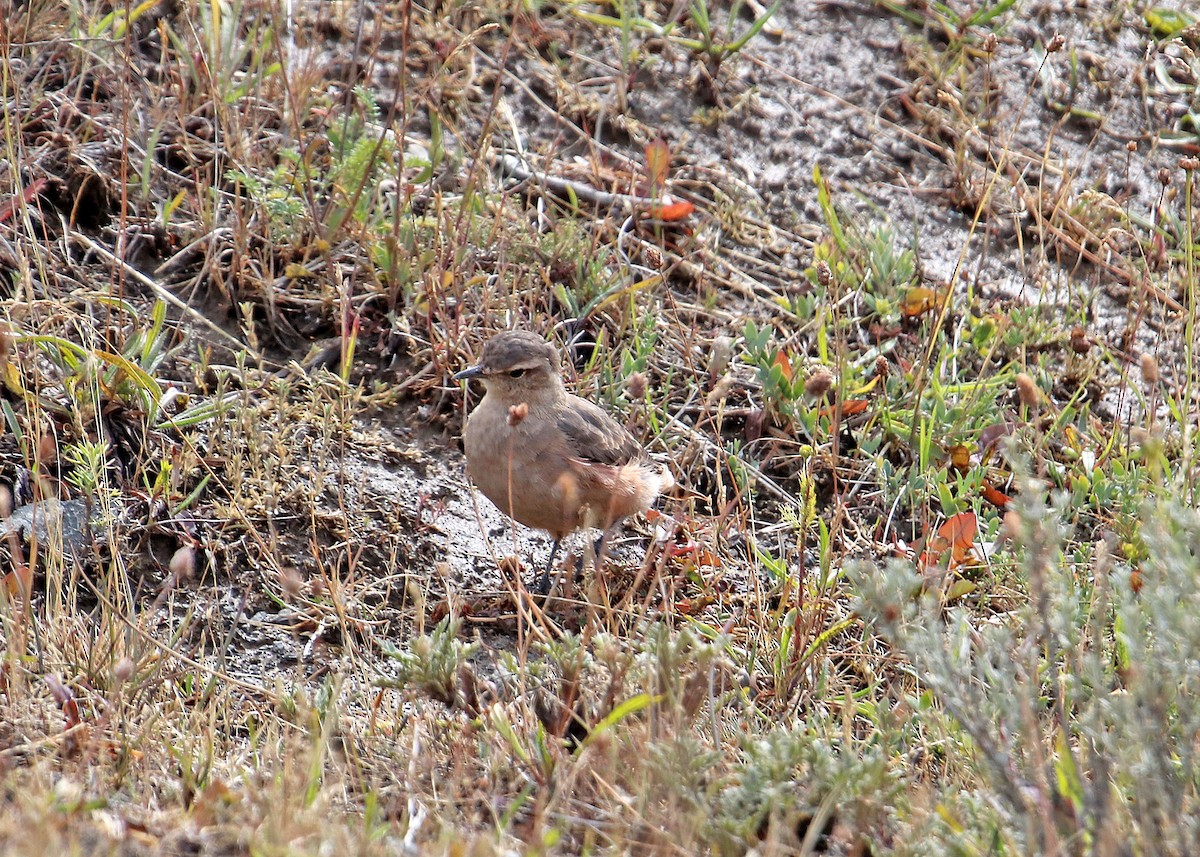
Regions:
[[0, 177, 47, 224]]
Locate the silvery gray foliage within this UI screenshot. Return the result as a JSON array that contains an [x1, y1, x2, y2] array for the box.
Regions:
[[854, 478, 1200, 855]]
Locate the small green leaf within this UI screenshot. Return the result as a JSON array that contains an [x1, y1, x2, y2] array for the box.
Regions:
[[1145, 7, 1195, 37], [579, 693, 661, 751], [965, 0, 1016, 28], [945, 578, 976, 601]]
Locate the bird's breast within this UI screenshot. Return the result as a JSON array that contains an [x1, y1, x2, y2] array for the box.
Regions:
[[462, 397, 580, 536]]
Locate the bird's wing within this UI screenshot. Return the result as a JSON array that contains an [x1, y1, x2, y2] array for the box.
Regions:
[[556, 397, 642, 467]]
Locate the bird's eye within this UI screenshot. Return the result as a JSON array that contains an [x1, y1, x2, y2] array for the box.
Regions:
[[508, 368, 527, 378]]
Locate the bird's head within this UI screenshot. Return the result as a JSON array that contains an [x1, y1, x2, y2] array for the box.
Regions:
[[454, 331, 563, 400]]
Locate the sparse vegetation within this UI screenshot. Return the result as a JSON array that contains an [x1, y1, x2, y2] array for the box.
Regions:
[[1, 0, 1199, 854]]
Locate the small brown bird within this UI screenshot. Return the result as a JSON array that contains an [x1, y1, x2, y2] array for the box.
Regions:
[[454, 330, 673, 592]]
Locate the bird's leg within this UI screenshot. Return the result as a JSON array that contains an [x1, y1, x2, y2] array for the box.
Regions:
[[585, 530, 613, 606], [576, 530, 608, 573], [535, 539, 562, 595], [593, 532, 608, 565]]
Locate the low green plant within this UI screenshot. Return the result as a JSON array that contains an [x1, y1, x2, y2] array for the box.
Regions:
[[685, 0, 783, 72], [572, 0, 782, 75], [379, 616, 481, 708], [160, 0, 283, 104], [12, 298, 181, 430]]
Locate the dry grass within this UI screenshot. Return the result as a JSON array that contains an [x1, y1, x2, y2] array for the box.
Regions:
[[1, 0, 1199, 854]]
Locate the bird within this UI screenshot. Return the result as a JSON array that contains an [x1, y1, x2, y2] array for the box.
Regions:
[[453, 330, 673, 593]]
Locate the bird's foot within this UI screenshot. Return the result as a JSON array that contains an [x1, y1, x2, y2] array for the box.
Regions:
[[533, 570, 555, 597]]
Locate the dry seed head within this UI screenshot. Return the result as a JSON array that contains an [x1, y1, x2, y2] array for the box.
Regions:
[[625, 371, 647, 401], [1182, 157, 1200, 172], [1158, 167, 1172, 186], [1015, 372, 1040, 408], [1069, 326, 1090, 354], [1093, 535, 1113, 578], [805, 367, 835, 398], [1126, 140, 1137, 152], [816, 260, 832, 288], [982, 33, 997, 54], [1047, 33, 1065, 52], [705, 374, 735, 405], [414, 636, 432, 660], [113, 657, 135, 683], [707, 335, 734, 382], [54, 779, 82, 804], [37, 432, 57, 464], [1139, 353, 1159, 384], [405, 577, 427, 612], [278, 566, 304, 598]]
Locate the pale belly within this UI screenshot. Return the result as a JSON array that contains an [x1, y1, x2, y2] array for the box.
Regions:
[[463, 428, 582, 538]]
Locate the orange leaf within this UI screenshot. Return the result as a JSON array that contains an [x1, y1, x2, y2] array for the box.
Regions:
[[644, 138, 671, 188], [901, 286, 943, 318], [981, 483, 1011, 509], [949, 444, 971, 473], [3, 566, 31, 598], [921, 512, 978, 570], [944, 512, 978, 567], [817, 399, 870, 419], [940, 511, 977, 550], [664, 541, 722, 569], [774, 349, 793, 382], [650, 198, 695, 221]]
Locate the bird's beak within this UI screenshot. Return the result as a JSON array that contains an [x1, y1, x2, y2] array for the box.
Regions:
[[453, 365, 483, 381]]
